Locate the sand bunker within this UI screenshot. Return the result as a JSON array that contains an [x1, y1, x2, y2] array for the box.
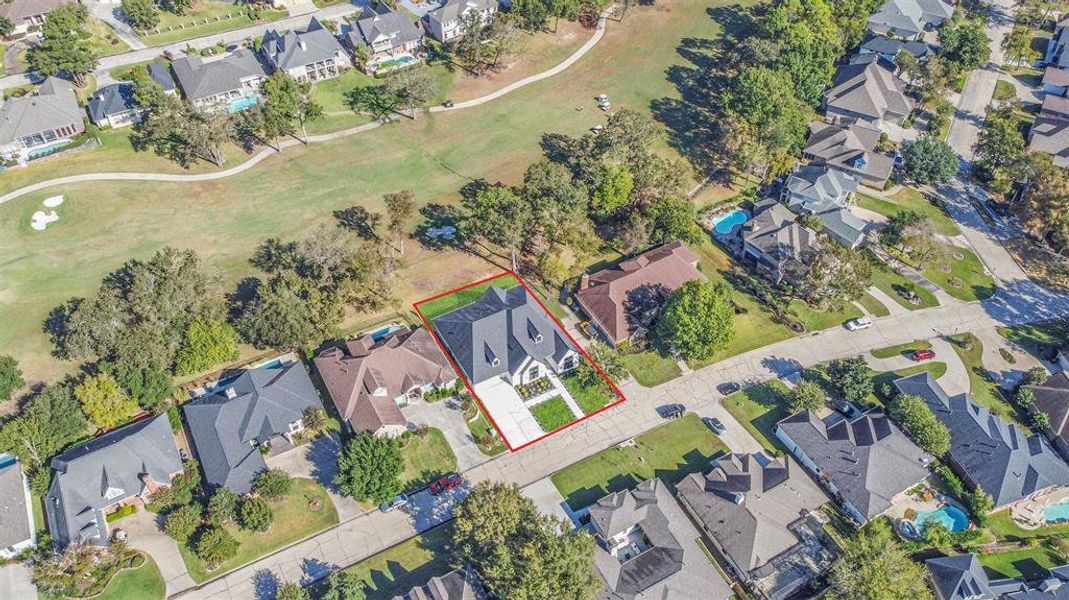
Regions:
[[43, 195, 64, 208], [31, 210, 59, 230]]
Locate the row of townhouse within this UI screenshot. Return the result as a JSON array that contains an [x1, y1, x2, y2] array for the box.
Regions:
[[0, 0, 503, 163]]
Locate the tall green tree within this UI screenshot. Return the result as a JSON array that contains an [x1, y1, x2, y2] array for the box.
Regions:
[[259, 72, 323, 145], [462, 185, 532, 266], [133, 97, 232, 166], [646, 195, 702, 245], [0, 383, 87, 470], [790, 380, 828, 413], [798, 242, 872, 310], [904, 134, 958, 184], [591, 164, 634, 217], [1003, 24, 1040, 67], [383, 190, 417, 254], [334, 434, 403, 503], [654, 280, 735, 360], [939, 20, 992, 70], [121, 0, 159, 30], [0, 16, 14, 37], [381, 65, 437, 113], [196, 527, 240, 565], [174, 318, 239, 375], [75, 373, 139, 429], [888, 394, 951, 456], [322, 571, 367, 600], [236, 271, 344, 349], [826, 357, 872, 405], [27, 4, 96, 86], [0, 355, 23, 402], [828, 519, 933, 599]]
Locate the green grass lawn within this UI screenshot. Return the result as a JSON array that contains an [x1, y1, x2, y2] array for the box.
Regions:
[[418, 274, 521, 321], [720, 381, 792, 456], [787, 298, 862, 332], [865, 250, 940, 310], [858, 292, 890, 318], [920, 246, 998, 302], [399, 428, 458, 491], [978, 546, 1064, 580], [998, 319, 1069, 360], [94, 555, 165, 600], [0, 0, 755, 385], [178, 478, 339, 583], [987, 509, 1069, 541], [87, 18, 131, 57], [337, 524, 454, 598], [857, 189, 961, 236], [949, 333, 1027, 430], [464, 402, 507, 456], [619, 351, 682, 387], [140, 3, 289, 46], [871, 339, 931, 359], [870, 362, 947, 403], [530, 396, 575, 432], [306, 69, 378, 135], [563, 375, 615, 414], [551, 414, 728, 510], [994, 79, 1017, 102]]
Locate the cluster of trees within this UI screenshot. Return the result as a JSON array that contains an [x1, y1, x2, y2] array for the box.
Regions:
[[0, 383, 88, 494], [508, 0, 609, 31], [449, 10, 526, 74], [31, 539, 142, 597], [828, 519, 934, 599], [121, 0, 227, 30], [348, 66, 437, 119], [1004, 0, 1058, 67], [887, 393, 951, 456], [452, 481, 600, 598], [333, 433, 404, 504], [0, 356, 23, 403], [26, 4, 96, 86], [880, 210, 942, 265]]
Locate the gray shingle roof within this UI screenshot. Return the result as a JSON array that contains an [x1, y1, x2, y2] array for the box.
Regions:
[[148, 63, 177, 92], [804, 121, 895, 183], [786, 165, 859, 207], [396, 566, 487, 600], [261, 18, 347, 72], [425, 0, 497, 26], [350, 4, 423, 50], [824, 58, 913, 122], [0, 0, 70, 22], [742, 199, 818, 268], [894, 373, 1069, 508], [1029, 117, 1069, 168], [46, 414, 182, 549], [0, 459, 32, 551], [1029, 372, 1069, 449], [926, 554, 997, 600], [776, 409, 930, 520], [172, 49, 267, 101], [676, 453, 827, 573], [184, 361, 322, 494], [433, 286, 575, 385], [867, 0, 951, 38], [87, 83, 137, 124], [860, 34, 933, 60], [0, 77, 82, 145]]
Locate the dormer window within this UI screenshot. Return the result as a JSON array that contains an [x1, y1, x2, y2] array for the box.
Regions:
[[104, 487, 125, 500], [485, 343, 500, 367]]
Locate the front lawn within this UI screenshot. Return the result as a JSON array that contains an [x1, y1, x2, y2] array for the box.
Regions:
[[978, 546, 1063, 580], [93, 555, 165, 600], [563, 375, 615, 414], [866, 250, 940, 310], [720, 381, 792, 456], [140, 3, 289, 46], [178, 478, 339, 583], [551, 414, 728, 510], [871, 340, 931, 359], [858, 292, 891, 318], [335, 524, 454, 598], [856, 188, 961, 237], [998, 319, 1069, 360], [530, 396, 575, 432], [464, 400, 507, 456], [949, 333, 1027, 430], [920, 246, 998, 302], [417, 274, 521, 321], [619, 350, 682, 387], [87, 18, 131, 57], [399, 428, 458, 491]]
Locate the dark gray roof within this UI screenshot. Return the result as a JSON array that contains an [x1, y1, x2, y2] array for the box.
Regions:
[[172, 49, 267, 101], [46, 414, 182, 549], [804, 121, 895, 183], [184, 361, 322, 494], [0, 459, 32, 551], [261, 18, 347, 72], [742, 199, 818, 268], [0, 0, 70, 22], [776, 409, 930, 520], [350, 4, 423, 50], [1029, 117, 1069, 168], [433, 286, 576, 385], [926, 554, 997, 600], [396, 566, 487, 600], [786, 165, 859, 207], [87, 83, 138, 124], [148, 63, 177, 92], [1030, 372, 1069, 447], [824, 58, 913, 121], [0, 77, 82, 145], [589, 479, 685, 598], [860, 34, 933, 59], [676, 453, 827, 572], [894, 373, 1069, 508], [425, 0, 497, 26]]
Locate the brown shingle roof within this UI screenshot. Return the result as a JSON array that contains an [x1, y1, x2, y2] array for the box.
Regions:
[[314, 328, 455, 434], [575, 242, 705, 344]]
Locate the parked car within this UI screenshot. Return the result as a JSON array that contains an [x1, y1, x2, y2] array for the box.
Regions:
[[379, 493, 409, 513], [659, 404, 685, 420], [911, 348, 937, 361], [430, 473, 463, 495], [845, 316, 874, 331], [702, 416, 726, 435], [717, 382, 741, 396]]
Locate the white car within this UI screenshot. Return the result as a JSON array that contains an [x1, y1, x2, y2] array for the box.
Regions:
[[845, 316, 874, 331]]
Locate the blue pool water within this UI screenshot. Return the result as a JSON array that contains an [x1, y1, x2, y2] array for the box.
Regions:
[[916, 505, 970, 533], [1044, 501, 1069, 523], [28, 140, 71, 160], [712, 209, 749, 235], [370, 325, 402, 341], [228, 96, 259, 113]]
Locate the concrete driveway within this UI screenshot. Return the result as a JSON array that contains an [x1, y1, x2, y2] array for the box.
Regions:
[[265, 435, 364, 521], [864, 336, 969, 396], [403, 397, 488, 471], [121, 509, 195, 595], [0, 563, 35, 599]]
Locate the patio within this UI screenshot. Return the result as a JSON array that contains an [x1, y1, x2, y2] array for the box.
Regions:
[[1010, 487, 1069, 530]]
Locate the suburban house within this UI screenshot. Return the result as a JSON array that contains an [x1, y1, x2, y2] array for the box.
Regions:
[[314, 327, 456, 437], [866, 0, 953, 40], [574, 241, 705, 348], [1046, 17, 1069, 70], [858, 34, 932, 64], [148, 63, 178, 96], [1024, 371, 1069, 460], [184, 359, 322, 494], [398, 566, 487, 600], [1029, 117, 1069, 167], [740, 198, 819, 284], [775, 408, 931, 524], [588, 478, 729, 600], [803, 120, 895, 187], [87, 83, 142, 129], [1042, 67, 1069, 96], [422, 0, 498, 43], [895, 373, 1069, 511], [0, 77, 84, 163], [45, 414, 183, 549], [823, 57, 913, 127], [260, 18, 349, 82], [171, 49, 268, 112], [676, 453, 831, 599], [348, 2, 425, 74], [782, 165, 869, 248], [1041, 94, 1069, 121], [926, 553, 1069, 600], [0, 457, 34, 559], [0, 0, 71, 37]]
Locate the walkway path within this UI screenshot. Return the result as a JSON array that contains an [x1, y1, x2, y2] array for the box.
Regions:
[[0, 12, 609, 205]]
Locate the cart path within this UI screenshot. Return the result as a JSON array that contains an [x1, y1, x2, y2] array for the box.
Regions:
[[0, 13, 608, 206]]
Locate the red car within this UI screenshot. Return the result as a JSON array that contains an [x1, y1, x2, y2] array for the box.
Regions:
[[911, 348, 937, 361], [430, 473, 463, 495]]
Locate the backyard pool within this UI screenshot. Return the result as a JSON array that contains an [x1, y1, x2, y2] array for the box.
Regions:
[[1044, 500, 1069, 523], [916, 505, 970, 533], [376, 55, 416, 72], [370, 324, 402, 341], [228, 95, 259, 113], [712, 209, 749, 235]]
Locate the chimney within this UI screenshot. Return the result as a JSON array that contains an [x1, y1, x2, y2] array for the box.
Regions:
[[580, 274, 590, 290]]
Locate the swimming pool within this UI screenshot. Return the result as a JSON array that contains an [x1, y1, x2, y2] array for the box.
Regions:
[[370, 324, 402, 341], [376, 55, 416, 72], [916, 505, 970, 533], [28, 140, 71, 160], [712, 209, 748, 235], [228, 95, 259, 113], [1044, 500, 1069, 523]]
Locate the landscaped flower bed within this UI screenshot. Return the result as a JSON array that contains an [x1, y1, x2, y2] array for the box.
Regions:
[[515, 377, 552, 400]]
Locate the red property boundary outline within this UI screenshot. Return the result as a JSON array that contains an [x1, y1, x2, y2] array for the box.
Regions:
[[413, 270, 627, 452]]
